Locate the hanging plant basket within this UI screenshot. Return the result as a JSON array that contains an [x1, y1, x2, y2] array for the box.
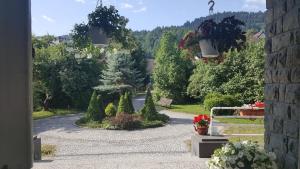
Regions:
[[89, 26, 108, 47], [179, 16, 246, 62], [199, 39, 219, 58]]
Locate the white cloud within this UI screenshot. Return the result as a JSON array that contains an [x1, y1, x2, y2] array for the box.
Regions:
[[133, 6, 147, 13], [121, 3, 134, 9], [243, 0, 266, 11], [75, 0, 86, 3], [42, 15, 55, 23]]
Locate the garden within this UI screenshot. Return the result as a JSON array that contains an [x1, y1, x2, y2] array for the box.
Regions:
[[32, 2, 273, 168]]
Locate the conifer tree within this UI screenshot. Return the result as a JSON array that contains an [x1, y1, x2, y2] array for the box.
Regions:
[[117, 95, 126, 114], [141, 88, 157, 120], [86, 91, 105, 121], [124, 92, 135, 114]]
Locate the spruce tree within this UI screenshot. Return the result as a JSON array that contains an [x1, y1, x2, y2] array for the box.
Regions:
[[86, 91, 105, 121], [141, 88, 157, 121], [101, 51, 144, 88]]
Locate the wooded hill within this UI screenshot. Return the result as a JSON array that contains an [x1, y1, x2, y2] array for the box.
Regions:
[[133, 11, 265, 57]]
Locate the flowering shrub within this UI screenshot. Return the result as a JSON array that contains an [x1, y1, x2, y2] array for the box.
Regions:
[[193, 114, 211, 128], [207, 141, 277, 169]]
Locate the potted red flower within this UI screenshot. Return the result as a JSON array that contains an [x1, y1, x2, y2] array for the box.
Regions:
[[193, 114, 211, 135]]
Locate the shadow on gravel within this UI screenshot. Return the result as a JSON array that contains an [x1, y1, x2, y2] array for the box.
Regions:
[[33, 114, 82, 135], [169, 117, 192, 125], [54, 150, 189, 158]]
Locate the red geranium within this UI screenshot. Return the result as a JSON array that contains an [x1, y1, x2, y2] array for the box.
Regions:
[[193, 114, 210, 128]]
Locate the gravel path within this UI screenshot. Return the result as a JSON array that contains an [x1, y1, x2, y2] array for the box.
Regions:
[[33, 96, 208, 169]]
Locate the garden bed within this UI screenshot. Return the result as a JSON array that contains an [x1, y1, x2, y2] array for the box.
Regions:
[[76, 113, 169, 130]]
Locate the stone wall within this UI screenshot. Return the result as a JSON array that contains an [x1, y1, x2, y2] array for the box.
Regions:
[[265, 0, 300, 169]]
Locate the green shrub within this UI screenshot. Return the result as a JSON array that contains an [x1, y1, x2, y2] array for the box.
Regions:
[[117, 95, 127, 115], [105, 103, 117, 117], [141, 88, 158, 120], [204, 93, 241, 115], [86, 91, 105, 121]]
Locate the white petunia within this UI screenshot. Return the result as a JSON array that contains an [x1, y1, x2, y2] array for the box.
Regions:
[[237, 161, 245, 168]]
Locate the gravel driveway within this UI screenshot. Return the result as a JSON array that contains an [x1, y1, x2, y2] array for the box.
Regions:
[[33, 96, 208, 169]]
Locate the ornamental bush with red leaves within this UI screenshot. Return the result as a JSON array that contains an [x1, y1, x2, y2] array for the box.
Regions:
[[193, 114, 211, 128]]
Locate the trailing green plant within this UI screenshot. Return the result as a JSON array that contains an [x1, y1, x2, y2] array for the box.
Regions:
[[86, 91, 105, 121], [105, 103, 117, 117], [141, 88, 158, 121]]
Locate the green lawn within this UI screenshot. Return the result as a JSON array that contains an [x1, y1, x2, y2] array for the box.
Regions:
[[224, 125, 264, 135], [33, 109, 79, 120], [215, 118, 264, 124], [224, 125, 265, 147], [229, 136, 264, 147], [168, 104, 210, 115]]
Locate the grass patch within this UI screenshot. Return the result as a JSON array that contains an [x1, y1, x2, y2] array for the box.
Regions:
[[168, 104, 209, 115], [224, 125, 265, 135], [33, 109, 79, 120], [215, 118, 264, 124], [229, 136, 264, 147], [41, 144, 56, 157], [32, 111, 55, 120]]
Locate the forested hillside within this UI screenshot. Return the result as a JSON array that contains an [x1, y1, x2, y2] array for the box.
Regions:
[[133, 11, 265, 57]]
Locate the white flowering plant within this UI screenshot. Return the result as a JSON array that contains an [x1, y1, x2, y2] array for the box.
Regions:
[[207, 141, 277, 169]]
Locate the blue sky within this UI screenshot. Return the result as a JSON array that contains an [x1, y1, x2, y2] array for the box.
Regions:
[[32, 0, 266, 36]]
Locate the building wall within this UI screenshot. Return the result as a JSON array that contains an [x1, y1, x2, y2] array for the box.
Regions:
[[0, 0, 32, 168], [265, 0, 300, 169]]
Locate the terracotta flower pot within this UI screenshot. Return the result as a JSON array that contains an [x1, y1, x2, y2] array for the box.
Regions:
[[195, 126, 209, 135], [239, 109, 264, 116], [199, 39, 219, 58]]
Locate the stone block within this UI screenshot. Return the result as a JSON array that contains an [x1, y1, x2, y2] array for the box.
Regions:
[[273, 0, 287, 19], [279, 85, 286, 101], [265, 101, 274, 115], [283, 7, 300, 32], [290, 104, 300, 120], [266, 9, 274, 25], [269, 133, 284, 150], [287, 138, 298, 157], [191, 135, 228, 158], [287, 45, 300, 66], [277, 49, 287, 68], [278, 68, 291, 83], [272, 117, 283, 133], [265, 84, 279, 101], [33, 136, 41, 161], [265, 69, 273, 83], [273, 102, 287, 118], [276, 16, 283, 34], [265, 38, 273, 54], [291, 67, 300, 82], [285, 84, 300, 104], [284, 120, 299, 138], [266, 0, 273, 9], [284, 154, 298, 169], [272, 32, 291, 52]]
